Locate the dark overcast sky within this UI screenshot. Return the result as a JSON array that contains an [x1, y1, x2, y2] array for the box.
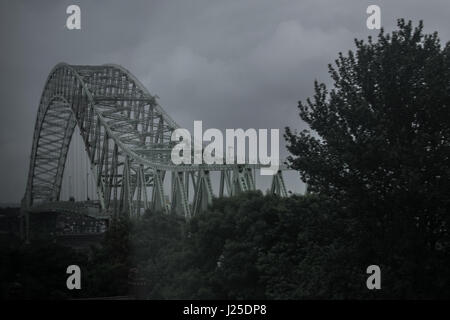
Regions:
[[0, 0, 449, 203]]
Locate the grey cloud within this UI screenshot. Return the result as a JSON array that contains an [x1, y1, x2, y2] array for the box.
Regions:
[[0, 0, 449, 202]]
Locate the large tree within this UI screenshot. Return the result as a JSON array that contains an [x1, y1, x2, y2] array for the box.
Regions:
[[285, 20, 450, 297]]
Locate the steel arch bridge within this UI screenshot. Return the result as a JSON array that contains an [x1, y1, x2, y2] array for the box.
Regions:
[[21, 63, 288, 228]]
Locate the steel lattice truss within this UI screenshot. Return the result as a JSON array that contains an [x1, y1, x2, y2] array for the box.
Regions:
[[23, 63, 288, 219]]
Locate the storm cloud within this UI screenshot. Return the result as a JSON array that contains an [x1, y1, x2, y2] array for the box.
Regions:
[[0, 0, 449, 202]]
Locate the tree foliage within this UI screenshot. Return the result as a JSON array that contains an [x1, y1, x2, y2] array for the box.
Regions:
[[285, 19, 450, 298], [126, 192, 359, 299]]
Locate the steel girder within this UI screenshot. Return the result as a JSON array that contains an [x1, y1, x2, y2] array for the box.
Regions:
[[23, 63, 289, 220]]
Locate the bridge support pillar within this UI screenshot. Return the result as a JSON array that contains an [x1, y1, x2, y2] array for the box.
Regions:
[[219, 170, 232, 197], [171, 171, 191, 218], [270, 170, 288, 197], [193, 170, 214, 216], [152, 170, 169, 214]]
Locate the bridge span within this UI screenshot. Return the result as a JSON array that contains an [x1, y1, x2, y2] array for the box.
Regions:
[[21, 63, 291, 242]]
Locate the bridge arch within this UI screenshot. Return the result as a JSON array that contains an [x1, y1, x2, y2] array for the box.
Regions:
[[23, 63, 288, 221]]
